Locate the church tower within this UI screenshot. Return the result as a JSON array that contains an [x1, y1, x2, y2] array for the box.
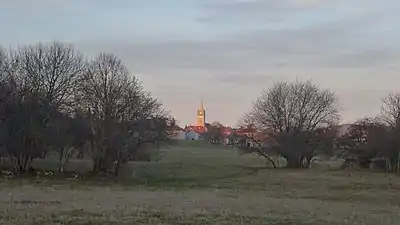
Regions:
[[197, 100, 206, 127]]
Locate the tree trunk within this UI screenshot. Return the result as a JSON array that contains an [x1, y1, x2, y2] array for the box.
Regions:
[[285, 156, 303, 168], [93, 157, 98, 172], [264, 155, 277, 168], [14, 153, 32, 173], [16, 155, 22, 172], [77, 150, 83, 159], [358, 157, 371, 169], [114, 160, 120, 177], [397, 150, 400, 173], [98, 157, 107, 172], [58, 147, 65, 172], [254, 149, 277, 168]]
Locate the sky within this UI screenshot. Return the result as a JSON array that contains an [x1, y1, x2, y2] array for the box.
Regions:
[[1, 0, 400, 126]]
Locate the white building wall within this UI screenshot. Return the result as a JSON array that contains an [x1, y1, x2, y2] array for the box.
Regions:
[[172, 131, 186, 140], [185, 131, 201, 140]]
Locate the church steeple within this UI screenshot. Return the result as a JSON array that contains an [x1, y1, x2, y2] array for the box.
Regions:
[[200, 99, 204, 111], [197, 100, 206, 127]]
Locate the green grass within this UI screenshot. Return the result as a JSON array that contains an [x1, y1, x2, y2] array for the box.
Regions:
[[3, 146, 400, 199], [1, 144, 400, 224], [173, 140, 233, 149], [0, 209, 336, 225]]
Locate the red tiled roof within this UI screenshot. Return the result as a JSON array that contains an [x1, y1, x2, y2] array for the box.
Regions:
[[170, 124, 185, 132], [185, 125, 207, 134], [183, 123, 272, 140]]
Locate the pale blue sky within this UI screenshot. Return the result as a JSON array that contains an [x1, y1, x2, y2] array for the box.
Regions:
[[1, 0, 400, 126]]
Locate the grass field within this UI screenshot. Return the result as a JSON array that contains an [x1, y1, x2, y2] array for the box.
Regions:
[[1, 142, 400, 224]]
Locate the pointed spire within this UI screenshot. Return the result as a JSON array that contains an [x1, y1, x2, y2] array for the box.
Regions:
[[200, 99, 204, 111]]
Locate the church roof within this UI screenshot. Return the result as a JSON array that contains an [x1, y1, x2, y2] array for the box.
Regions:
[[185, 125, 207, 134], [200, 99, 204, 111]]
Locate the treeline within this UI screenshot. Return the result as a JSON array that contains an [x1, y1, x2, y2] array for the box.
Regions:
[[237, 80, 400, 171], [0, 42, 175, 176]]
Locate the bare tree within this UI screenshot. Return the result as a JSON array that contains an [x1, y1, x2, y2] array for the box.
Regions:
[[336, 118, 380, 168], [0, 42, 85, 173], [7, 42, 85, 109], [44, 110, 93, 172], [379, 93, 400, 171], [335, 117, 400, 171], [381, 93, 400, 129], [203, 121, 224, 144], [77, 53, 132, 172], [334, 95, 400, 172], [0, 46, 6, 77], [0, 47, 9, 162], [0, 43, 172, 176], [77, 53, 167, 175], [211, 121, 223, 128], [244, 80, 340, 168]]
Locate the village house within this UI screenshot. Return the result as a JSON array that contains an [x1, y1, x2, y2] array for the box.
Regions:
[[171, 100, 272, 144]]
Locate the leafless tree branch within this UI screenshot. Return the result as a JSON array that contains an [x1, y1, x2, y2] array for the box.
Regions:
[[243, 80, 339, 168]]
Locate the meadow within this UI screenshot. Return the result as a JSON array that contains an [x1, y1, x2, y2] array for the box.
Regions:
[[1, 141, 400, 225]]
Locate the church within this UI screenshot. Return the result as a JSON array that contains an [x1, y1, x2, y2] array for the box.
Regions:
[[170, 100, 264, 142], [184, 100, 208, 139]]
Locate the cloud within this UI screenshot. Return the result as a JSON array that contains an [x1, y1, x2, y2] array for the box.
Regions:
[[72, 0, 400, 124], [322, 49, 400, 68], [75, 18, 400, 124], [198, 0, 296, 24], [77, 11, 400, 85], [293, 0, 325, 7], [197, 0, 392, 29], [0, 0, 66, 9], [199, 0, 337, 18], [212, 73, 279, 85], [201, 0, 328, 10], [0, 0, 123, 13]]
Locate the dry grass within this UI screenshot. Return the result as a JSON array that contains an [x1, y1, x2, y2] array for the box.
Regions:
[[1, 145, 400, 224]]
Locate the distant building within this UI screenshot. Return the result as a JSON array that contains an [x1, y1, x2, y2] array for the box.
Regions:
[[174, 131, 186, 140], [179, 101, 273, 144], [185, 130, 202, 140], [197, 100, 205, 127], [184, 100, 208, 138], [170, 125, 186, 140]]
